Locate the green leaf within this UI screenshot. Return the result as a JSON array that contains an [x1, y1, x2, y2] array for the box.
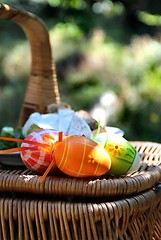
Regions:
[[0, 126, 24, 150]]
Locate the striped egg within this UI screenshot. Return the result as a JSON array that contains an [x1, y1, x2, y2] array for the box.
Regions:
[[53, 135, 111, 177], [0, 130, 111, 180], [21, 129, 64, 173]]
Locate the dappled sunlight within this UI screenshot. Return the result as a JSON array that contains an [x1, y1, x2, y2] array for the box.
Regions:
[[1, 1, 161, 141], [49, 22, 83, 60]]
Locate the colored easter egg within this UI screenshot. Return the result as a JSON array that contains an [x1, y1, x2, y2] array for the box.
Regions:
[[53, 135, 111, 177], [20, 130, 111, 178], [94, 132, 141, 175], [21, 129, 64, 173]]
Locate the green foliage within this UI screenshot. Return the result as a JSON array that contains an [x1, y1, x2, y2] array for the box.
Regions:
[[117, 100, 161, 142], [48, 0, 85, 9], [64, 73, 106, 109], [138, 11, 161, 26], [0, 126, 24, 149], [1, 0, 161, 142]]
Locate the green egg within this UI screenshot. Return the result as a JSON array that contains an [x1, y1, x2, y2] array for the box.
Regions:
[[94, 133, 141, 176]]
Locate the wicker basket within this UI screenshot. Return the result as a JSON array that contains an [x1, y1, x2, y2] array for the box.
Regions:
[[0, 3, 161, 240]]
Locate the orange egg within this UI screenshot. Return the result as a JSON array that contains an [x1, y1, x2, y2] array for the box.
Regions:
[[0, 131, 111, 181], [54, 135, 111, 177]]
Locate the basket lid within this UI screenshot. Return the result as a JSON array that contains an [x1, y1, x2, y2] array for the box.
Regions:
[[0, 141, 161, 199]]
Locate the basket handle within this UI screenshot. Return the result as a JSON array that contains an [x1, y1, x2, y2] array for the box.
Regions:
[[0, 3, 61, 126]]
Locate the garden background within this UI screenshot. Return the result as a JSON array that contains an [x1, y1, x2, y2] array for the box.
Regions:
[[1, 0, 161, 142]]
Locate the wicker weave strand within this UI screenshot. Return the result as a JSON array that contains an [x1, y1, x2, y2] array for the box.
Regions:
[[0, 142, 161, 198], [0, 167, 161, 198], [0, 189, 161, 240]]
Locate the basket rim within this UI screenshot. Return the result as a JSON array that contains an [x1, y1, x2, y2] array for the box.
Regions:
[[0, 141, 161, 198]]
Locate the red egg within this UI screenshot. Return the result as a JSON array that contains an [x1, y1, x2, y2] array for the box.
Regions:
[[0, 130, 111, 181], [21, 129, 64, 173]]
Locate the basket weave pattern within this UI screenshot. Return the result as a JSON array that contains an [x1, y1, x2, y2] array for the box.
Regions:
[[0, 3, 161, 240]]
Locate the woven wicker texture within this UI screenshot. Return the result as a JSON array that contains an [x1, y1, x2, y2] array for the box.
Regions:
[[0, 189, 161, 240], [0, 141, 161, 198], [0, 3, 161, 240]]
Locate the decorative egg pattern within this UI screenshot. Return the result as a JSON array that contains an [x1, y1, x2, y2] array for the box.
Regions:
[[94, 133, 141, 175], [21, 129, 62, 173], [20, 130, 111, 178], [54, 135, 111, 177]]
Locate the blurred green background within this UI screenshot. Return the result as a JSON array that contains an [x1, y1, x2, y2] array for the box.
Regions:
[[1, 0, 161, 142]]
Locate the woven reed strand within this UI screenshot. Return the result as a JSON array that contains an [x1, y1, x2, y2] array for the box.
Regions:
[[0, 142, 161, 198], [0, 188, 160, 240]]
